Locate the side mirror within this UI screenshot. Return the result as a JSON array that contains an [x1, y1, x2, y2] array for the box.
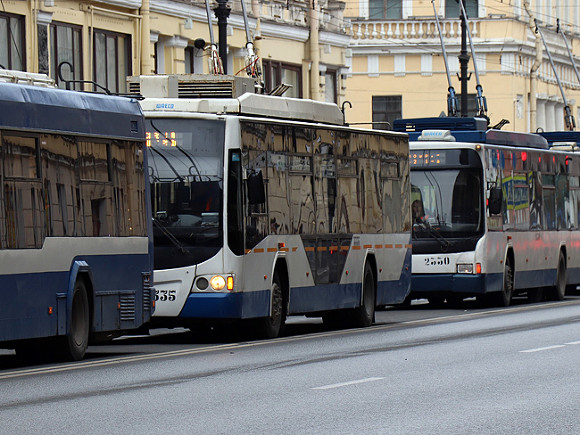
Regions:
[[488, 187, 502, 215], [247, 170, 266, 205]]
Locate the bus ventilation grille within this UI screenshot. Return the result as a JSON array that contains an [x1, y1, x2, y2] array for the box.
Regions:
[[178, 81, 234, 99], [128, 82, 141, 96], [143, 287, 152, 315], [120, 295, 136, 321]]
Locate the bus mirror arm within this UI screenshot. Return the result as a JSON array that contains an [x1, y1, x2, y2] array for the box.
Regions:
[[488, 187, 502, 215], [247, 170, 266, 205]]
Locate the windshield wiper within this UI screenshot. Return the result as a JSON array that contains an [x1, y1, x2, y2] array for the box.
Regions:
[[413, 221, 450, 251], [152, 218, 192, 257]]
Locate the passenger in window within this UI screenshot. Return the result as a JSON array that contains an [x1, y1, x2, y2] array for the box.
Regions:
[[412, 199, 425, 223]]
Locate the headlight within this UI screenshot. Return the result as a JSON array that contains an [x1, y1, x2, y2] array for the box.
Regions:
[[210, 275, 226, 290], [457, 264, 473, 274]]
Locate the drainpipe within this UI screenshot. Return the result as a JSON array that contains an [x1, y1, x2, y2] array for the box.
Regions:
[[141, 0, 152, 74], [309, 0, 320, 100], [524, 1, 543, 132]]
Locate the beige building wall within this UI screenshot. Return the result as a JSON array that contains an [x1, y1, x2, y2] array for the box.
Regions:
[[1, 0, 349, 102], [344, 0, 580, 133]]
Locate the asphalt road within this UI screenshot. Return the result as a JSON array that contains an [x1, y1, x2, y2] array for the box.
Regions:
[[1, 297, 580, 434]]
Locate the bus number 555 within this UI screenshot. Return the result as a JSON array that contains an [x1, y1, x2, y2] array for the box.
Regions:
[[156, 290, 176, 301]]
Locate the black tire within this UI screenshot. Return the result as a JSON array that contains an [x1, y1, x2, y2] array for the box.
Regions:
[[551, 251, 567, 301], [492, 257, 514, 307], [254, 273, 284, 339], [61, 279, 90, 361], [350, 262, 376, 328]]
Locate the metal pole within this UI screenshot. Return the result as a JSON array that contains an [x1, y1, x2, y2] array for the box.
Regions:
[[458, 0, 487, 119], [214, 0, 231, 74], [459, 0, 470, 117]]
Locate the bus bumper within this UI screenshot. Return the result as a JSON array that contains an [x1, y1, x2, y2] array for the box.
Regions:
[[411, 273, 502, 296], [178, 290, 270, 319]]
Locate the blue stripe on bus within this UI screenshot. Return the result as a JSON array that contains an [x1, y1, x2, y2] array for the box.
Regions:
[[411, 267, 567, 295], [411, 273, 496, 295], [0, 253, 150, 342], [180, 270, 412, 320], [179, 291, 270, 319]]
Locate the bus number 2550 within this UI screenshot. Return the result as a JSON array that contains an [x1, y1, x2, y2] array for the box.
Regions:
[[425, 256, 450, 266]]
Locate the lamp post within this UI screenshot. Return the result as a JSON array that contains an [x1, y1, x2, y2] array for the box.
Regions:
[[214, 0, 231, 74]]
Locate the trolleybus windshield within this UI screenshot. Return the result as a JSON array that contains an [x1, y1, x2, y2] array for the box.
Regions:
[[411, 167, 483, 238], [146, 118, 225, 269]]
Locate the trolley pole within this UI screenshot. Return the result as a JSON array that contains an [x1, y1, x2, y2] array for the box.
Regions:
[[214, 0, 231, 74], [458, 0, 470, 116]]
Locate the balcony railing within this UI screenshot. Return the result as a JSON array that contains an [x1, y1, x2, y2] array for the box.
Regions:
[[349, 18, 480, 41]]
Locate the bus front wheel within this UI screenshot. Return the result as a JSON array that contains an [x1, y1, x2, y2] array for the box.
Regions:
[[492, 257, 513, 307], [350, 263, 376, 328], [253, 273, 284, 339]]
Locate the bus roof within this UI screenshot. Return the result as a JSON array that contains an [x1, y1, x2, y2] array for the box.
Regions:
[[539, 131, 580, 147], [393, 117, 548, 149], [139, 92, 346, 126], [0, 81, 145, 141]]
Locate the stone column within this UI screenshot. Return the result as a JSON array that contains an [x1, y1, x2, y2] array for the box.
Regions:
[[166, 36, 188, 74], [37, 10, 53, 75]]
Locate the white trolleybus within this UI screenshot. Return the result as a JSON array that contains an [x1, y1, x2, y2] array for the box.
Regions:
[[0, 70, 154, 360], [393, 116, 580, 307], [131, 74, 411, 338]]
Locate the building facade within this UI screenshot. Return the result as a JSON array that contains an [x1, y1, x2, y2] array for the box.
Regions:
[[0, 0, 350, 102], [344, 0, 580, 133]]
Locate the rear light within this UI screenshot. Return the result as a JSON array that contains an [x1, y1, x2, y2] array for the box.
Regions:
[[227, 276, 234, 291], [475, 263, 482, 274]]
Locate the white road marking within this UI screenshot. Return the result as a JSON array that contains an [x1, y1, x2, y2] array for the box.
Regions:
[[564, 341, 580, 345], [519, 345, 566, 353], [312, 377, 384, 390]]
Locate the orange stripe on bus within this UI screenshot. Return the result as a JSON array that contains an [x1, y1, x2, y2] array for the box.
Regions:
[[375, 244, 383, 249], [292, 247, 298, 252], [280, 248, 289, 252], [245, 249, 252, 254], [395, 244, 403, 248], [352, 246, 361, 250], [254, 248, 265, 253], [363, 244, 372, 249], [330, 246, 338, 251], [341, 246, 350, 251], [267, 248, 278, 252], [305, 247, 315, 252], [405, 244, 412, 249], [384, 244, 393, 248]]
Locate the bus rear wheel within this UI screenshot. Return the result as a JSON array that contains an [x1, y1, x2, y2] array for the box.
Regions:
[[550, 251, 567, 301], [60, 279, 90, 361]]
